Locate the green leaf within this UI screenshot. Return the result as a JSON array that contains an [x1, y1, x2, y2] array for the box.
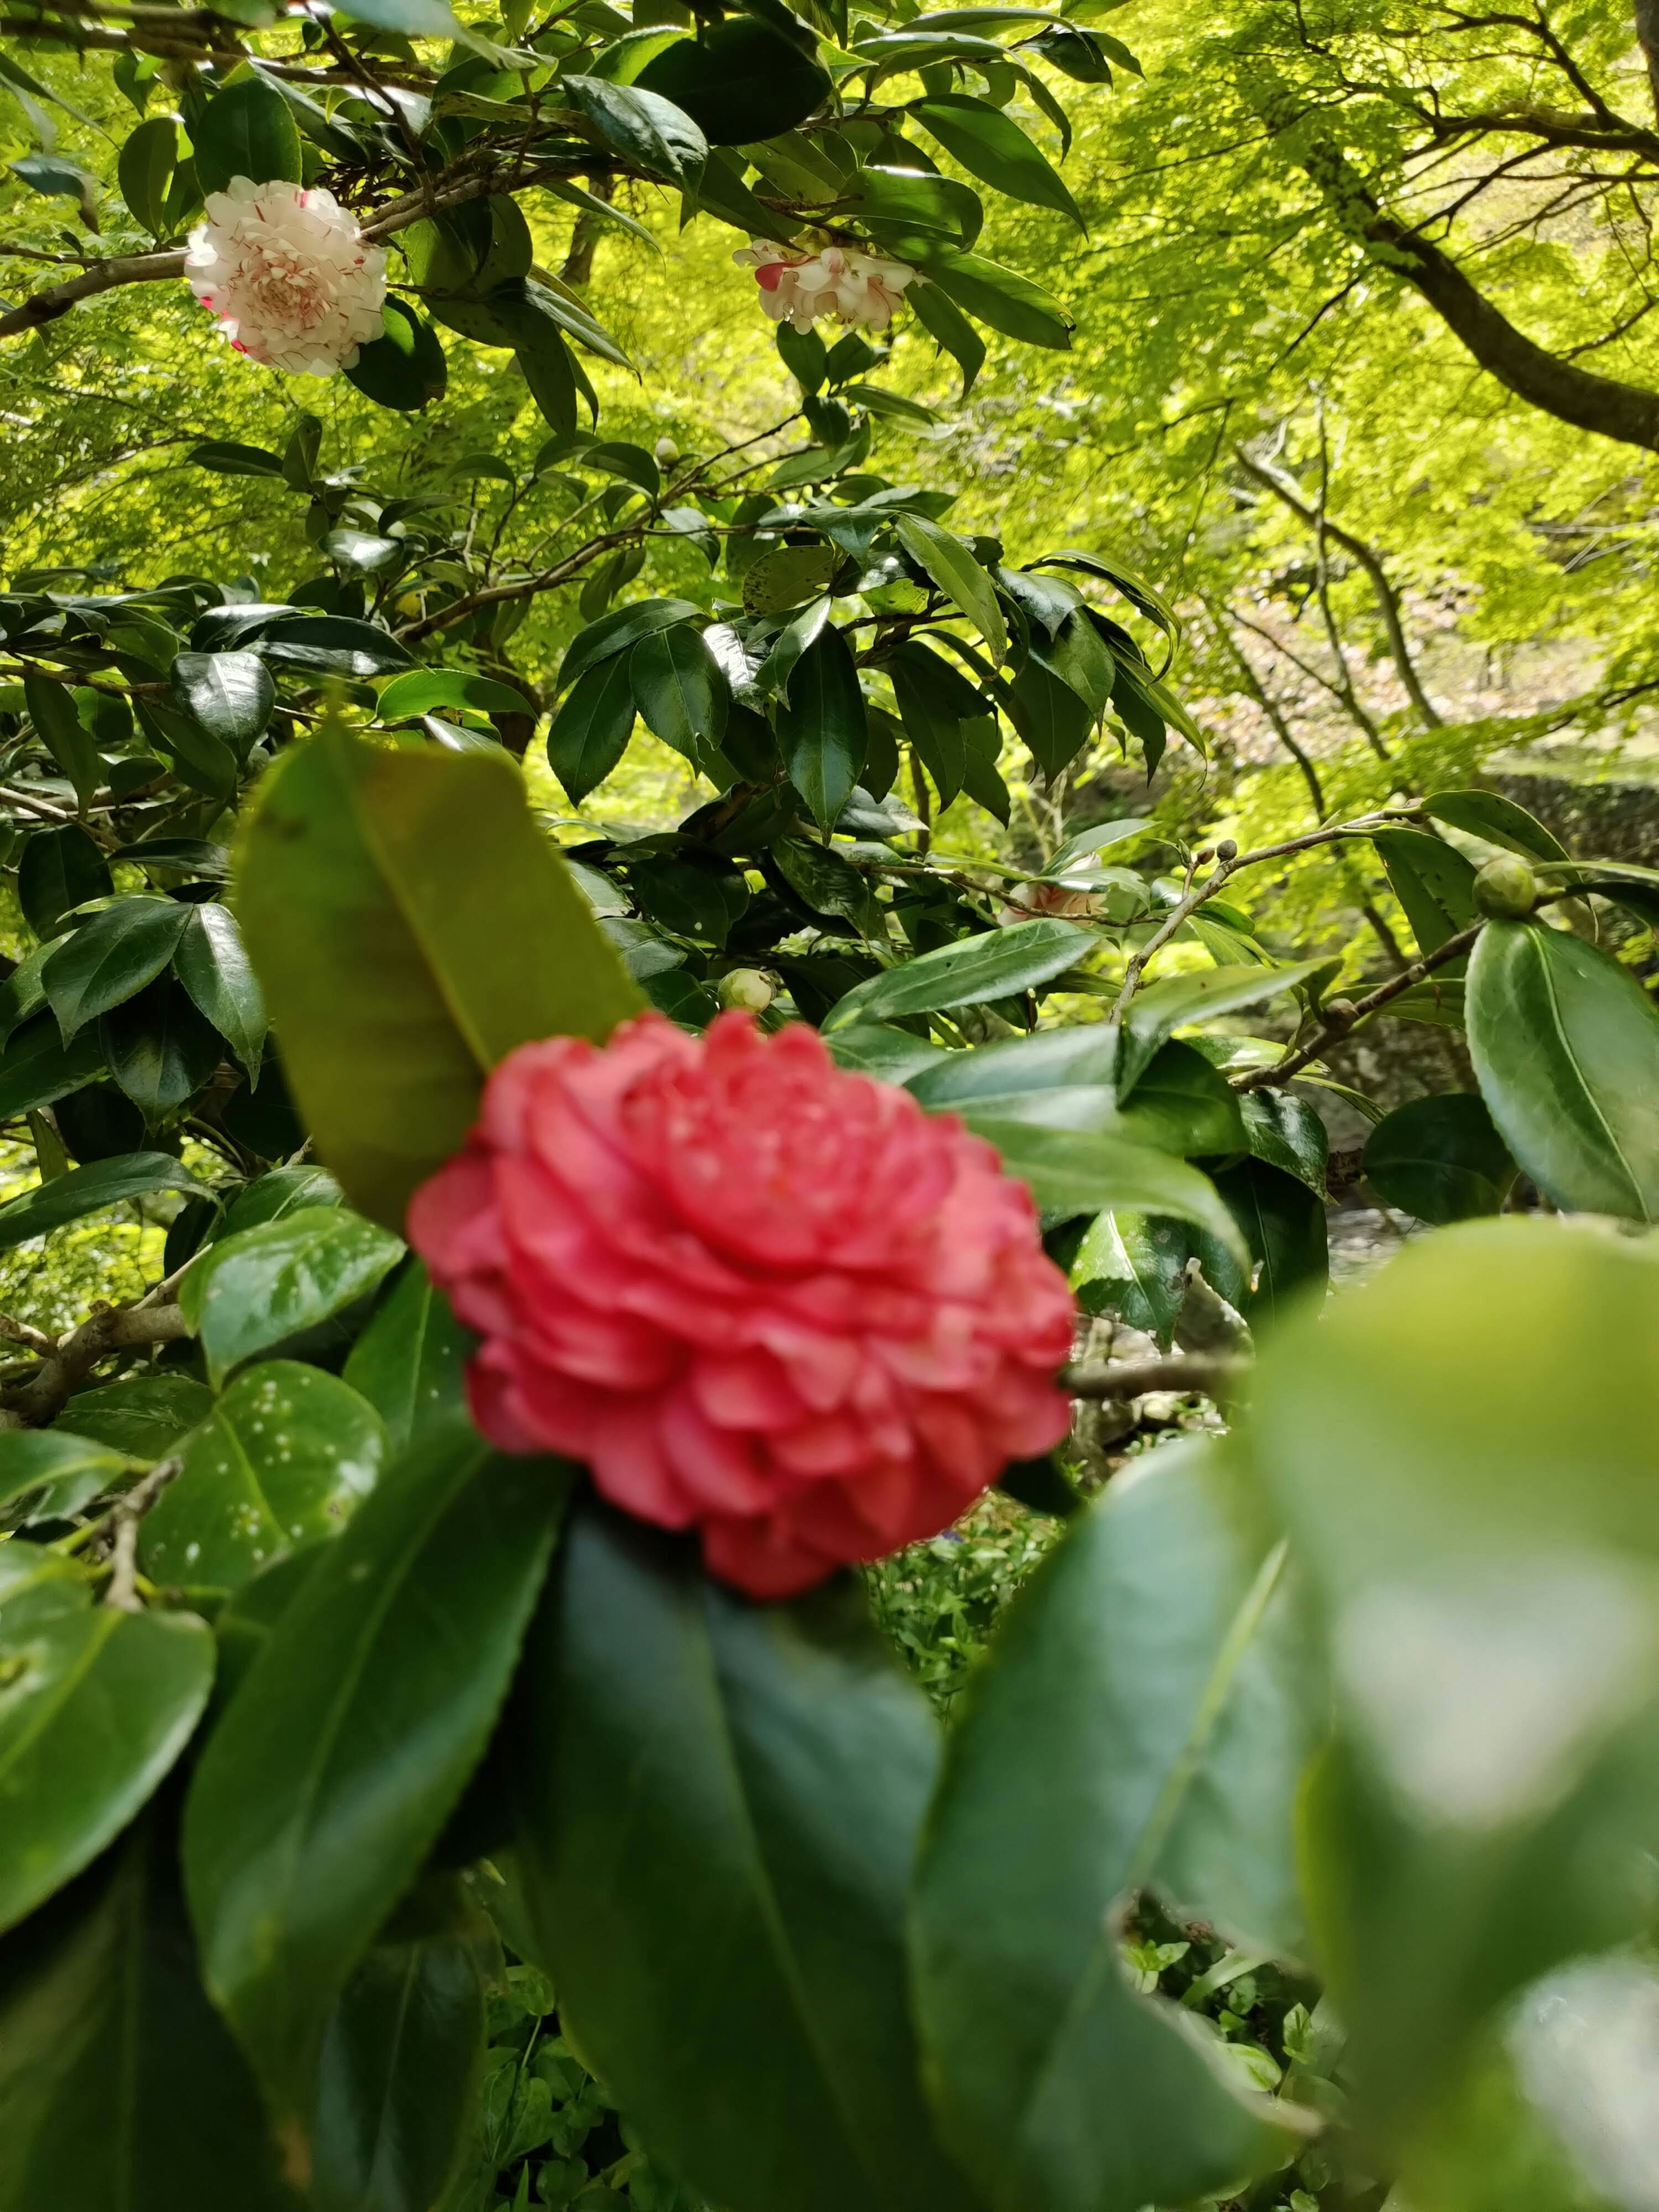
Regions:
[[142, 1361, 387, 1594], [894, 512, 1008, 664], [377, 670, 532, 724], [0, 1011, 108, 1120], [62, 1373, 216, 1460], [1362, 1093, 1516, 1224], [546, 656, 637, 804], [555, 599, 704, 692], [312, 1882, 491, 2212], [169, 650, 274, 755], [99, 973, 224, 1120], [510, 1499, 979, 2212], [0, 938, 61, 1050], [920, 248, 1074, 349], [1423, 788, 1567, 863], [1371, 828, 1478, 963], [236, 725, 644, 1230], [1005, 649, 1094, 777], [23, 675, 99, 810], [255, 616, 414, 681], [1208, 1158, 1327, 1325], [628, 626, 730, 758], [637, 18, 830, 142], [966, 1116, 1248, 1259], [907, 276, 986, 396], [563, 75, 707, 189], [916, 93, 1082, 226], [1468, 920, 1659, 1220], [192, 75, 303, 196], [343, 298, 448, 413], [341, 1258, 472, 1456], [184, 1428, 571, 2126], [1242, 1221, 1659, 2144], [43, 897, 190, 1040], [0, 1149, 203, 1254], [1071, 1209, 1189, 1347], [174, 903, 267, 1077], [188, 441, 287, 479], [777, 623, 868, 828], [826, 917, 1093, 1029], [1042, 817, 1155, 877], [17, 826, 111, 940], [0, 1822, 296, 2212], [905, 1022, 1117, 1103], [911, 1440, 1307, 2212], [223, 1163, 342, 1233], [1119, 961, 1329, 1097], [180, 1205, 405, 1386], [1237, 1088, 1328, 1194], [1120, 1038, 1249, 1156], [0, 1564, 213, 1935], [0, 1428, 127, 1513]]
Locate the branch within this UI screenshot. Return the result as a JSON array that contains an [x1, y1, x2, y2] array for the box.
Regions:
[[1234, 445, 1442, 726], [1296, 140, 1659, 452], [1062, 1353, 1250, 1399], [2, 1294, 191, 1428], [103, 1452, 183, 1611], [1232, 920, 1484, 1092]]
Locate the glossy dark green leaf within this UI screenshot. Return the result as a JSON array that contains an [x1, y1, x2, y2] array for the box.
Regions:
[[776, 623, 868, 828], [223, 1163, 343, 1233], [311, 1878, 491, 2212], [23, 676, 99, 810], [510, 1499, 978, 2212], [117, 113, 177, 236], [1363, 1093, 1516, 1224], [0, 1149, 203, 1254], [188, 442, 286, 479], [905, 1023, 1117, 1105], [1209, 1158, 1327, 1325], [628, 626, 728, 757], [1118, 961, 1329, 1097], [192, 75, 303, 196], [555, 599, 703, 693], [1371, 828, 1478, 963], [142, 1361, 386, 1594], [967, 1116, 1247, 1259], [1071, 1209, 1189, 1346], [826, 918, 1092, 1029], [1243, 1223, 1659, 2145], [340, 1258, 472, 1456], [1005, 650, 1093, 778], [772, 837, 880, 931], [1237, 1088, 1328, 1194], [895, 512, 1007, 663], [169, 651, 274, 754], [61, 1373, 216, 1460], [1468, 920, 1659, 1220], [637, 18, 830, 142], [912, 1441, 1306, 2212], [237, 725, 643, 1230], [916, 93, 1081, 226], [184, 1429, 570, 2126], [135, 696, 238, 801], [546, 656, 637, 804], [1423, 788, 1567, 864], [17, 828, 110, 941], [907, 276, 986, 395], [1119, 1039, 1248, 1157], [43, 898, 190, 1040], [0, 1822, 296, 2212], [377, 670, 531, 724], [0, 939, 61, 1051], [99, 973, 224, 1120], [0, 1557, 213, 1935], [175, 902, 267, 1076], [0, 1011, 110, 1120], [255, 617, 414, 681], [343, 298, 448, 412], [180, 1205, 405, 1386], [921, 248, 1074, 349], [564, 75, 706, 189]]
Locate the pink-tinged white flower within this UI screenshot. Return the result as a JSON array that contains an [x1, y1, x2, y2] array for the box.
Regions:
[[407, 1011, 1075, 1599], [734, 238, 918, 332], [186, 176, 386, 377]]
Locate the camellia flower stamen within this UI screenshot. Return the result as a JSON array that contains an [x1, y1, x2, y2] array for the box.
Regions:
[[186, 176, 387, 377], [734, 238, 918, 332], [408, 1011, 1075, 1598]]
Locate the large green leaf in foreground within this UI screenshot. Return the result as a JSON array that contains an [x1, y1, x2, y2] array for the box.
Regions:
[[236, 725, 642, 1230]]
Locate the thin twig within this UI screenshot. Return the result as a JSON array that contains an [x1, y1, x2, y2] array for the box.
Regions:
[[1062, 1353, 1250, 1399], [1233, 921, 1484, 1091], [103, 1452, 182, 1611]]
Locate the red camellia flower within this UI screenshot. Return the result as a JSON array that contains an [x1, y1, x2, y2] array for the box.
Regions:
[[407, 1011, 1076, 1598]]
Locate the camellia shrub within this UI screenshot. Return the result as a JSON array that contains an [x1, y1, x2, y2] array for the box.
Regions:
[[4, 0, 1659, 2209]]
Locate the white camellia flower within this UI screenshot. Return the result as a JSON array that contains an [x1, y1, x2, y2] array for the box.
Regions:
[[186, 177, 388, 377], [734, 238, 917, 332]]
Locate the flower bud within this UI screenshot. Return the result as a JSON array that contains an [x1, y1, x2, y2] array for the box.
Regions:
[[1474, 853, 1538, 919], [1323, 997, 1359, 1031], [1195, 846, 1214, 865], [717, 968, 775, 1013], [654, 436, 680, 466], [1216, 838, 1238, 861]]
